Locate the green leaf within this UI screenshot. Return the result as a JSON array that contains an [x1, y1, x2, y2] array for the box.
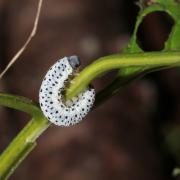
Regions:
[[95, 0, 180, 105], [0, 93, 40, 116]]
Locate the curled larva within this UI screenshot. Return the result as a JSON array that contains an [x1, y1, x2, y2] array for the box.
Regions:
[[39, 56, 95, 127]]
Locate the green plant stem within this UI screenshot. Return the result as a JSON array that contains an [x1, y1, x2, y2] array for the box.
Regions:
[[0, 117, 50, 180], [0, 94, 50, 180], [65, 51, 180, 100], [0, 50, 180, 179], [95, 65, 170, 106], [94, 71, 143, 107]]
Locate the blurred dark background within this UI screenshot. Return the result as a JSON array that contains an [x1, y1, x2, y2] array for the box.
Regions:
[[0, 0, 180, 179]]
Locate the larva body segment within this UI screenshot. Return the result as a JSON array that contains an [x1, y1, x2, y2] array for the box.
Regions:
[[39, 56, 95, 127]]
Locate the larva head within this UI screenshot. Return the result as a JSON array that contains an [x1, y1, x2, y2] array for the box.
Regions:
[[67, 55, 81, 69]]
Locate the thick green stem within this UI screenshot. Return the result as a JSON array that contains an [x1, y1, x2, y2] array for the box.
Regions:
[[0, 117, 50, 180], [0, 94, 50, 180], [65, 51, 180, 100]]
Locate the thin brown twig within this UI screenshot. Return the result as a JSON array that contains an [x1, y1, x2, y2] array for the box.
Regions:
[[0, 0, 43, 79]]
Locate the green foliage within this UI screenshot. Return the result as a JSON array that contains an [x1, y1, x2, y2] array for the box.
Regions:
[[0, 0, 180, 179], [95, 0, 180, 104]]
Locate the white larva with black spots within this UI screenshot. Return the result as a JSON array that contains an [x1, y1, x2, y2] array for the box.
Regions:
[[39, 56, 95, 126]]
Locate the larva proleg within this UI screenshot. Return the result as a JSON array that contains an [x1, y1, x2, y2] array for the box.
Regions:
[[39, 56, 95, 127]]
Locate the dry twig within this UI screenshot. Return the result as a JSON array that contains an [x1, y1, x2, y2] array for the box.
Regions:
[[0, 0, 43, 79]]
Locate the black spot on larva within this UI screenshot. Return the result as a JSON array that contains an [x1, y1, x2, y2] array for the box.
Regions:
[[40, 89, 42, 92], [65, 116, 68, 119], [40, 103, 43, 106], [52, 84, 55, 86], [75, 114, 77, 117], [49, 92, 52, 94], [55, 81, 58, 84], [82, 108, 84, 111], [66, 109, 68, 112], [59, 115, 61, 118], [50, 101, 53, 104], [56, 111, 58, 113]]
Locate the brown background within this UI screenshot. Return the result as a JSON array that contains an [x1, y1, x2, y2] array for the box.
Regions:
[[0, 0, 180, 179]]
